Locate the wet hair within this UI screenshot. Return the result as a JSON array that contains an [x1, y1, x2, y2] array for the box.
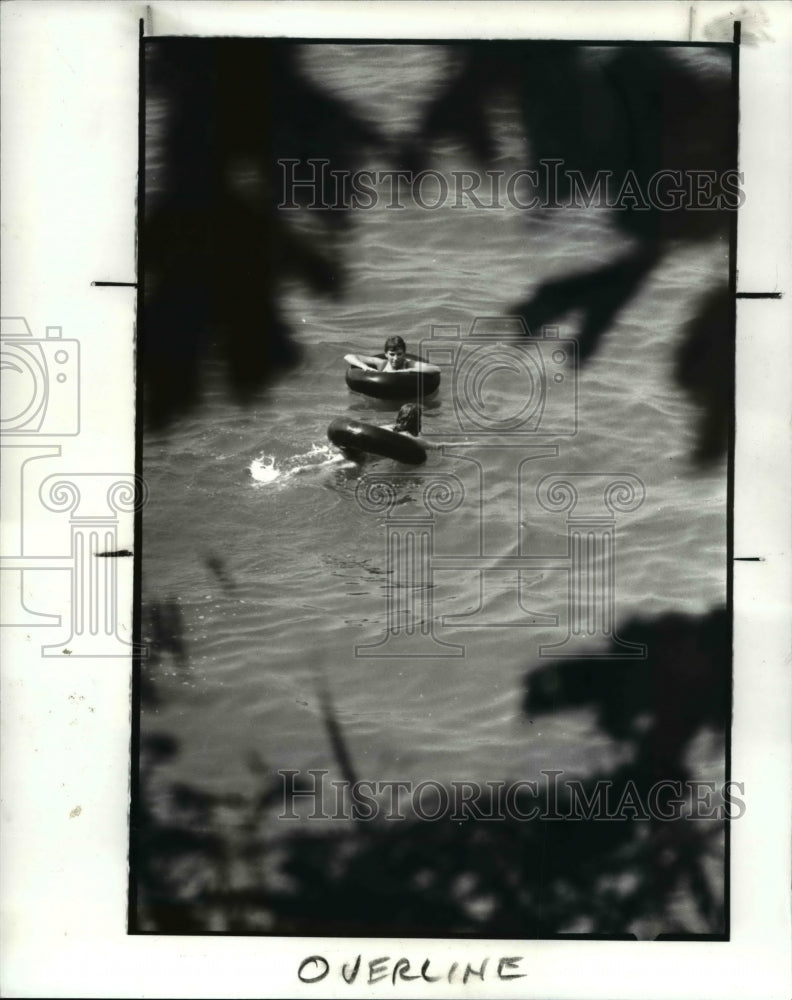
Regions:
[[394, 403, 422, 436], [384, 335, 407, 354]]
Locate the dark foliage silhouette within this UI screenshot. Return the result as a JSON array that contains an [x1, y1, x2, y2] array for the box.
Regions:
[[525, 608, 730, 783], [134, 607, 727, 936], [143, 40, 386, 428], [135, 41, 733, 939], [674, 284, 733, 465], [405, 44, 735, 464]]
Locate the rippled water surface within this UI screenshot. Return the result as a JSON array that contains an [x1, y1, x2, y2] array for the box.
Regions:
[[141, 45, 728, 806]]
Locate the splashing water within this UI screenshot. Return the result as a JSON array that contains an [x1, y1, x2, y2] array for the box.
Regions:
[[249, 455, 280, 484], [249, 443, 346, 485]]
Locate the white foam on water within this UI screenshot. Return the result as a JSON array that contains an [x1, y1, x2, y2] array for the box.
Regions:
[[249, 443, 345, 486], [249, 455, 280, 484]]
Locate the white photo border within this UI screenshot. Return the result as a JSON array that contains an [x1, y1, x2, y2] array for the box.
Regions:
[[1, 2, 790, 998]]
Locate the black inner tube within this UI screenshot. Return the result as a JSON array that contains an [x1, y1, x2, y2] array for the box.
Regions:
[[327, 417, 427, 465], [345, 354, 440, 401]]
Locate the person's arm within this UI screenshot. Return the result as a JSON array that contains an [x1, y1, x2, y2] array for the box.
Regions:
[[404, 359, 441, 374], [393, 432, 456, 451], [400, 434, 477, 451], [344, 353, 385, 371]]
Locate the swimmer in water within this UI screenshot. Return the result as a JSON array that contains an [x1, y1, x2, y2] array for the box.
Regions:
[[344, 335, 441, 374], [391, 403, 443, 451], [334, 404, 445, 465]]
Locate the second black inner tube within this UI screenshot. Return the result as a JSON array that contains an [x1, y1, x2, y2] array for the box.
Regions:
[[345, 354, 441, 400], [327, 417, 427, 465]]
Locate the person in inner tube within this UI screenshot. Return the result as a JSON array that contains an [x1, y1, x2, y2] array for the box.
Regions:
[[338, 404, 441, 464], [392, 403, 444, 451], [393, 404, 475, 451], [344, 335, 441, 374]]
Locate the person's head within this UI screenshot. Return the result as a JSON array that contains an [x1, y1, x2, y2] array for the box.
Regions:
[[383, 335, 407, 370], [394, 403, 422, 436]]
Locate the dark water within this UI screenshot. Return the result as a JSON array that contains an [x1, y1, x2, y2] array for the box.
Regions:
[[138, 43, 730, 936]]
